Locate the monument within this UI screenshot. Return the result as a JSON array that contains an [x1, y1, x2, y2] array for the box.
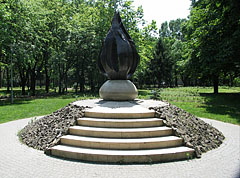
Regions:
[[35, 11, 195, 163], [98, 11, 139, 100], [18, 9, 226, 165]]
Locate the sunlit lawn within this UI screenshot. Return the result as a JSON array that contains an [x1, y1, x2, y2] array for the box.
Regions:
[[0, 91, 97, 124], [138, 86, 240, 125]]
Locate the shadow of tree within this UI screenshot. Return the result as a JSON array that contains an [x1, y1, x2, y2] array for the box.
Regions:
[[138, 90, 149, 96], [200, 93, 240, 124], [0, 98, 32, 106], [0, 88, 51, 97], [0, 91, 99, 107]]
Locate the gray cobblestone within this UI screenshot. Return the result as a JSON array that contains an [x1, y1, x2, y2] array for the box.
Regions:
[[0, 117, 239, 178]]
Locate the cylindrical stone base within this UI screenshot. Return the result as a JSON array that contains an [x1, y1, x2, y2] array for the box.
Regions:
[[99, 80, 138, 101]]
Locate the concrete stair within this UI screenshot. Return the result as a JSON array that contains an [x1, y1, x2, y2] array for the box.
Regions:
[[69, 125, 173, 138], [84, 107, 155, 118], [50, 106, 194, 163], [77, 117, 163, 128], [60, 135, 183, 149], [51, 145, 194, 163]]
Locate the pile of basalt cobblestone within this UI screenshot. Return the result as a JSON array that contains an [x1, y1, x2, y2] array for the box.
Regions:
[[150, 104, 225, 158], [19, 104, 86, 151]]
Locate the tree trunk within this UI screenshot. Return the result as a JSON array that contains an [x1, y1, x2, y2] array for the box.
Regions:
[[80, 74, 85, 92], [44, 50, 50, 93], [45, 74, 50, 93], [89, 71, 95, 92], [18, 66, 27, 95], [58, 61, 64, 94], [30, 69, 36, 96], [58, 65, 62, 94], [181, 76, 186, 87], [58, 80, 62, 94], [0, 67, 2, 88], [174, 69, 178, 87], [80, 58, 85, 92], [62, 65, 69, 94], [39, 77, 42, 88], [213, 75, 219, 94], [75, 82, 78, 93], [175, 76, 178, 87], [229, 74, 234, 87], [6, 67, 10, 92], [20, 74, 26, 95], [27, 68, 30, 94], [21, 81, 26, 95], [64, 73, 68, 93], [52, 78, 56, 93]]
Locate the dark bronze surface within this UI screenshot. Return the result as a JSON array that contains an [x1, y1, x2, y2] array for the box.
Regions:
[[98, 12, 140, 80]]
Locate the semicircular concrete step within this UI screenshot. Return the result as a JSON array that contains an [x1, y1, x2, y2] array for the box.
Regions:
[[60, 135, 183, 150], [77, 117, 163, 128], [84, 107, 155, 118], [50, 145, 195, 163], [49, 100, 195, 163], [69, 126, 173, 138]]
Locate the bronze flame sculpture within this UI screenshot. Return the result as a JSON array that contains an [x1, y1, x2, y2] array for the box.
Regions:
[[98, 11, 140, 80]]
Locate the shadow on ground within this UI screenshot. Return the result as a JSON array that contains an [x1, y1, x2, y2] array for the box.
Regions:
[[200, 93, 240, 124], [0, 91, 98, 107]]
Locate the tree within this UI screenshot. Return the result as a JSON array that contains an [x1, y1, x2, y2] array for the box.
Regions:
[[186, 0, 240, 93], [150, 19, 188, 88], [0, 0, 163, 95]]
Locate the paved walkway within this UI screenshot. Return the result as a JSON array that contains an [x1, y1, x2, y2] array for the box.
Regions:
[[0, 117, 239, 178]]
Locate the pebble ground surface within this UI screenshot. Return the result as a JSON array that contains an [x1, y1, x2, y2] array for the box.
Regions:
[[0, 116, 239, 178]]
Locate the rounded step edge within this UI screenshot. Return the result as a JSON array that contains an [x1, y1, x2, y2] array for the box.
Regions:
[[50, 145, 195, 163], [77, 117, 163, 128], [60, 135, 183, 150], [69, 126, 173, 138], [84, 110, 155, 119]]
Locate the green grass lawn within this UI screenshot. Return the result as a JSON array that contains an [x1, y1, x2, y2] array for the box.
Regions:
[[139, 86, 240, 125], [0, 92, 97, 124], [0, 86, 239, 125]]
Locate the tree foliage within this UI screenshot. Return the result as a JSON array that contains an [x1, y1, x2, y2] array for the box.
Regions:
[[0, 0, 239, 96], [186, 0, 240, 93], [0, 0, 157, 95], [150, 0, 240, 92]]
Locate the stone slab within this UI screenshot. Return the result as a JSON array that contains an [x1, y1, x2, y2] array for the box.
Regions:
[[73, 99, 168, 109]]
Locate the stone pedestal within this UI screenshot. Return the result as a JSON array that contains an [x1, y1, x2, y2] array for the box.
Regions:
[[99, 80, 138, 101]]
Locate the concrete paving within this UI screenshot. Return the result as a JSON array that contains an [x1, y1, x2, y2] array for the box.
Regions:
[[0, 117, 239, 178]]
